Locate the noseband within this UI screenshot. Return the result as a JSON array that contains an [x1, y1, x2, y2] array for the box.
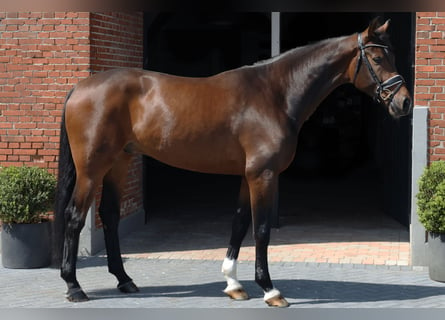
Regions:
[[353, 33, 405, 104]]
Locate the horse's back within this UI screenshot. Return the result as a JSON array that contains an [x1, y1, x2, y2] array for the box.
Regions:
[[65, 66, 293, 175], [65, 68, 250, 175]]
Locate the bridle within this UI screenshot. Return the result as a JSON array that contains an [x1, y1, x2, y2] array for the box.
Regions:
[[352, 33, 405, 104]]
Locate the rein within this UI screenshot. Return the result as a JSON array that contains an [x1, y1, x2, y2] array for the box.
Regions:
[[352, 33, 405, 104]]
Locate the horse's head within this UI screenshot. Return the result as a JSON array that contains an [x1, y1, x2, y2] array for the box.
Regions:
[[349, 17, 412, 118]]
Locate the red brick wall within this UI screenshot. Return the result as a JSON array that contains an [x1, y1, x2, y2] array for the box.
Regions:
[[415, 12, 445, 162], [0, 12, 144, 227], [90, 12, 143, 72], [0, 12, 90, 171]]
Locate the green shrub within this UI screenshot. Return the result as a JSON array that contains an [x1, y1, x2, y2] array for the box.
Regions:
[[417, 161, 445, 234], [0, 166, 56, 224]]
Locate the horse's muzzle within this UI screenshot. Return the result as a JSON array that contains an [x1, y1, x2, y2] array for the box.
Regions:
[[390, 95, 412, 118], [402, 96, 412, 115]]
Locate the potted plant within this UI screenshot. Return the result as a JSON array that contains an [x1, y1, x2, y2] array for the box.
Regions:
[[0, 166, 56, 268], [416, 160, 445, 282]]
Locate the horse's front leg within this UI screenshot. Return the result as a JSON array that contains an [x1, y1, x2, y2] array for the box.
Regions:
[[246, 169, 289, 307], [222, 177, 251, 300]]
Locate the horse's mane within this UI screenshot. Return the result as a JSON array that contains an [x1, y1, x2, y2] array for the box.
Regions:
[[250, 36, 344, 68]]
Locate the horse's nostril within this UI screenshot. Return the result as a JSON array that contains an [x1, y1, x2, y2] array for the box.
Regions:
[[403, 97, 412, 114]]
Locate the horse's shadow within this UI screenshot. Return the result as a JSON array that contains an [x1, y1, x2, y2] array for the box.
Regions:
[[85, 279, 445, 305]]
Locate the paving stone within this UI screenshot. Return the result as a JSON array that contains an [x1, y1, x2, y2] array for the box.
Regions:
[[2, 257, 445, 308]]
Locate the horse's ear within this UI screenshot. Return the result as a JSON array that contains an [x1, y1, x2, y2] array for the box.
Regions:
[[368, 17, 391, 38], [374, 19, 391, 36]]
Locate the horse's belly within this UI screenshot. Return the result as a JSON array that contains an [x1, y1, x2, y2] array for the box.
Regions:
[[137, 138, 246, 176]]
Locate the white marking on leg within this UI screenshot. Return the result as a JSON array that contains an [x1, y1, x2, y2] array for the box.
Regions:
[[221, 258, 243, 292], [264, 288, 282, 301]]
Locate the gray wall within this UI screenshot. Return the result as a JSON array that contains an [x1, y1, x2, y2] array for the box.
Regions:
[[410, 106, 429, 266]]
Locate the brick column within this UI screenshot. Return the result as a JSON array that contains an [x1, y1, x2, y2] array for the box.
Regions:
[[415, 12, 445, 162], [88, 12, 144, 228], [412, 12, 445, 266]]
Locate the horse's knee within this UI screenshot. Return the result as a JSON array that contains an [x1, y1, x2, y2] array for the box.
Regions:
[[245, 164, 276, 180]]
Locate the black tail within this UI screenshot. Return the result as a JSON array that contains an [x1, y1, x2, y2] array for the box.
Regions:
[[52, 88, 76, 267]]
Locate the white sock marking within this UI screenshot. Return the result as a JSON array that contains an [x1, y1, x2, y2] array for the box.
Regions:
[[264, 288, 282, 301], [221, 258, 243, 292]]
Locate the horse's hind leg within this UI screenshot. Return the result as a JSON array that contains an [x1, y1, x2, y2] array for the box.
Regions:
[[61, 173, 101, 302], [222, 177, 251, 300], [99, 154, 139, 294]]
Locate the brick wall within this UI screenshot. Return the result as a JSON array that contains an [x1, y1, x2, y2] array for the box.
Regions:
[[415, 12, 445, 162], [0, 12, 144, 227], [90, 12, 143, 72], [0, 12, 90, 171]]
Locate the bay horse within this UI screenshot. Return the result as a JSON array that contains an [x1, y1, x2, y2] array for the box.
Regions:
[[53, 17, 412, 307]]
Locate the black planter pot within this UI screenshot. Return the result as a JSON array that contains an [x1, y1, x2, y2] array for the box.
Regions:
[[427, 232, 445, 282], [1, 221, 51, 269]]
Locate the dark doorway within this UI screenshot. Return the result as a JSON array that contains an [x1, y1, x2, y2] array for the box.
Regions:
[[141, 12, 413, 228], [280, 13, 413, 226], [142, 12, 271, 222]]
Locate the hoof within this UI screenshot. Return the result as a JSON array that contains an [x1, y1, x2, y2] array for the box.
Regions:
[[118, 280, 140, 294], [265, 295, 289, 308], [66, 288, 89, 302], [224, 288, 249, 300]]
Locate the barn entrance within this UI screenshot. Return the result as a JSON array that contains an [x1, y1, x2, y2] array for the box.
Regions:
[[141, 13, 413, 236]]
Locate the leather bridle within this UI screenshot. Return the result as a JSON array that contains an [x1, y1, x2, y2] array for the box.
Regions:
[[352, 33, 405, 104]]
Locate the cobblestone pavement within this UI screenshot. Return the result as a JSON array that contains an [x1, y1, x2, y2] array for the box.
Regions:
[[1, 257, 445, 308]]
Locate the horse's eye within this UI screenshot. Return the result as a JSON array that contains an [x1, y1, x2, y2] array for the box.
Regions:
[[373, 56, 383, 64]]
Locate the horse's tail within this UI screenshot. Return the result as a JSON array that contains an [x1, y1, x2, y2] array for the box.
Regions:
[[52, 88, 76, 267]]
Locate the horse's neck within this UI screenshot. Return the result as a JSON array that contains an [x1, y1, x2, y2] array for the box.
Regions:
[[273, 35, 356, 127]]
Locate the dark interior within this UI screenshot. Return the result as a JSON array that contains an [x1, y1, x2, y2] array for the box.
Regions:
[[142, 12, 413, 229]]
